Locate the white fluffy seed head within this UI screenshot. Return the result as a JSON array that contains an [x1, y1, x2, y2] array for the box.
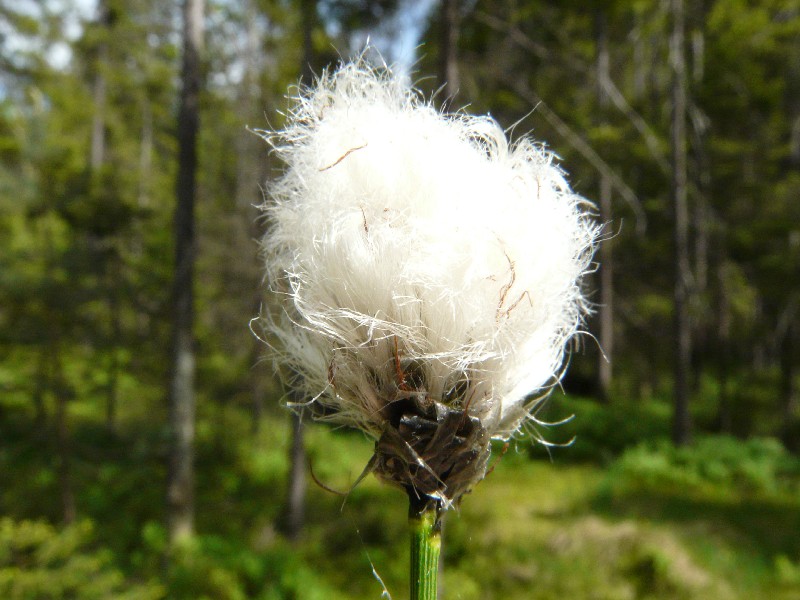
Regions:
[[258, 60, 598, 503]]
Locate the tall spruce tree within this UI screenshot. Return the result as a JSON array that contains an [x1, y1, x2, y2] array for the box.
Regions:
[[670, 0, 692, 445], [167, 0, 204, 546]]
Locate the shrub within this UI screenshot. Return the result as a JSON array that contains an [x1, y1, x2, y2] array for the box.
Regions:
[[605, 435, 800, 499], [163, 531, 349, 600], [529, 396, 671, 463], [0, 517, 164, 599]]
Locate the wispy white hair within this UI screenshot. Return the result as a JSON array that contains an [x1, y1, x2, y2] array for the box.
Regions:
[[258, 60, 597, 501]]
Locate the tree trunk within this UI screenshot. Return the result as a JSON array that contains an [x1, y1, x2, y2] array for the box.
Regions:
[[106, 272, 121, 432], [251, 373, 265, 435], [34, 348, 47, 427], [235, 1, 260, 211], [90, 0, 109, 172], [782, 36, 800, 449], [688, 4, 709, 395], [301, 0, 314, 83], [90, 0, 121, 432], [632, 11, 647, 101], [283, 409, 307, 541], [138, 99, 153, 208], [439, 0, 460, 102], [597, 176, 614, 401], [53, 348, 76, 525], [280, 0, 316, 541], [595, 9, 613, 403], [780, 316, 797, 447], [167, 0, 203, 546], [693, 195, 709, 302], [715, 265, 732, 433], [235, 2, 267, 435], [670, 0, 692, 446]]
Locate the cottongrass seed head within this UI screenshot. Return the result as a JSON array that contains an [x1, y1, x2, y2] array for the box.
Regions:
[[258, 60, 598, 509]]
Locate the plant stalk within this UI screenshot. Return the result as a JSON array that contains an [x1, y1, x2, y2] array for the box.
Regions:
[[409, 499, 442, 600]]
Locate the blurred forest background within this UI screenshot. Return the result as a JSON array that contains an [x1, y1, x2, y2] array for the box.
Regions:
[[1, 0, 799, 598]]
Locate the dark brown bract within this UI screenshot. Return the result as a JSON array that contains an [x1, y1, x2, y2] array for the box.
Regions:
[[373, 398, 492, 510]]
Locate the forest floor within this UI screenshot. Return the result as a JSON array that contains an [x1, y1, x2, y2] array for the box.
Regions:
[[1, 396, 800, 599]]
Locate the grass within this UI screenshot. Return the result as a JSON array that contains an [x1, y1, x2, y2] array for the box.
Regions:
[[2, 395, 800, 599]]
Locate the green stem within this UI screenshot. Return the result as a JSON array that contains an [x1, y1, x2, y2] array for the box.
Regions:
[[409, 499, 442, 600]]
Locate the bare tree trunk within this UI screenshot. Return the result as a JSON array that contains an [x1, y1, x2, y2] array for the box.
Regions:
[[439, 0, 460, 102], [301, 0, 314, 82], [34, 348, 47, 427], [598, 176, 614, 401], [670, 0, 692, 446], [689, 166, 709, 397], [780, 317, 797, 447], [283, 407, 307, 541], [168, 0, 203, 546], [595, 9, 613, 403], [688, 0, 709, 393], [715, 266, 732, 433], [55, 400, 76, 524], [235, 2, 267, 436], [53, 348, 76, 525], [235, 3, 260, 210], [281, 0, 316, 541], [89, 0, 122, 432], [90, 0, 109, 172], [632, 17, 646, 100], [692, 196, 708, 299], [251, 375, 265, 435], [41, 212, 74, 521], [781, 35, 800, 449], [595, 9, 609, 106], [138, 99, 153, 208], [106, 270, 121, 432]]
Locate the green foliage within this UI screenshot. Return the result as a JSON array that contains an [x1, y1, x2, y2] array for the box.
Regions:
[[161, 533, 347, 600], [605, 436, 800, 500], [529, 395, 671, 463], [0, 518, 163, 599], [774, 554, 800, 588]]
